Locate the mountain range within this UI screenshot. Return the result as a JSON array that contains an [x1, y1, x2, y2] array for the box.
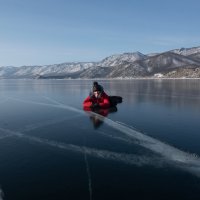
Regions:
[[1, 46, 200, 79]]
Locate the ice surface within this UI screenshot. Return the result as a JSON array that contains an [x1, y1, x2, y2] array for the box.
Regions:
[[2, 96, 200, 177]]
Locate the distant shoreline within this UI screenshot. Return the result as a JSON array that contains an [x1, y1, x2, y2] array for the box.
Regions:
[[1, 78, 200, 80]]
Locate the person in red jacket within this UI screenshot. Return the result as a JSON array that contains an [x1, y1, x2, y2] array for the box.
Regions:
[[83, 82, 110, 109]]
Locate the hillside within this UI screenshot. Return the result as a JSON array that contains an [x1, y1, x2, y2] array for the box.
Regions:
[[1, 46, 200, 79]]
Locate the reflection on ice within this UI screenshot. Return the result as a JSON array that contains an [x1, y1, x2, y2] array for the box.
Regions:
[[85, 106, 117, 129]]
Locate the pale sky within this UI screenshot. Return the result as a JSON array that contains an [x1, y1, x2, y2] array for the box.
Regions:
[[0, 0, 200, 66]]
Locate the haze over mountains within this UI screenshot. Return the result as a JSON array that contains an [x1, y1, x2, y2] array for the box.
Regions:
[[1, 46, 200, 79]]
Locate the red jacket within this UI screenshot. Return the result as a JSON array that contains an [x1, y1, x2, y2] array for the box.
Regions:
[[83, 92, 110, 109]]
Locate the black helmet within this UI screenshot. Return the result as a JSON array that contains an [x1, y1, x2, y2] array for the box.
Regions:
[[93, 82, 103, 92]]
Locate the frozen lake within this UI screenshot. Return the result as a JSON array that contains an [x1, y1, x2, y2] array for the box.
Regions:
[[0, 79, 200, 200]]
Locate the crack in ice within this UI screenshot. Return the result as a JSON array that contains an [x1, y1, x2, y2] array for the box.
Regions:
[[0, 127, 163, 167], [83, 147, 93, 200], [18, 114, 82, 133], [0, 187, 4, 200]]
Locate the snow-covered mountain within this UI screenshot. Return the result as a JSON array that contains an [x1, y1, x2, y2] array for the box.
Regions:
[[170, 46, 200, 56], [0, 66, 18, 77], [0, 62, 96, 78], [99, 52, 147, 67], [142, 52, 200, 73], [1, 46, 200, 79]]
